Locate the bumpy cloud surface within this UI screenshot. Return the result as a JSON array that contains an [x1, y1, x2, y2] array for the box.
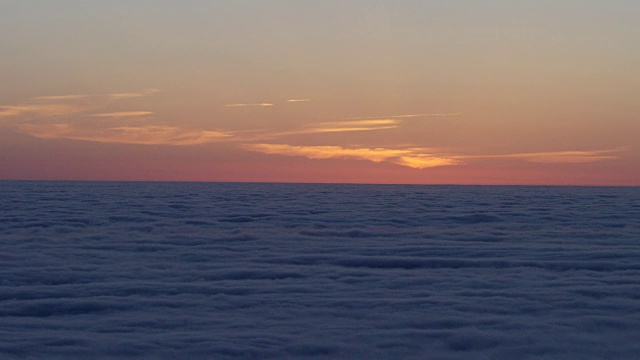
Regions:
[[1, 182, 639, 358]]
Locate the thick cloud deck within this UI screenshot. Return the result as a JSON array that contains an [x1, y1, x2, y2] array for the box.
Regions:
[[1, 181, 639, 358]]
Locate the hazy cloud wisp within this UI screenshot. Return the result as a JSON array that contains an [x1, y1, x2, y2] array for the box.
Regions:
[[244, 143, 626, 169], [244, 143, 459, 169], [1, 89, 233, 146], [260, 119, 401, 139], [91, 111, 154, 118], [463, 149, 626, 164], [20, 123, 231, 146], [347, 112, 463, 120], [225, 103, 273, 107]]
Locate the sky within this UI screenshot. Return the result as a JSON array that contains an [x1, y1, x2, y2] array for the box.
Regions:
[[1, 0, 638, 185]]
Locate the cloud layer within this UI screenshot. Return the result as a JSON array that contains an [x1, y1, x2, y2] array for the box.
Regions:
[[1, 182, 639, 358]]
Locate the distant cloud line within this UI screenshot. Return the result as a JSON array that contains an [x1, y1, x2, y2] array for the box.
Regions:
[[0, 89, 627, 169]]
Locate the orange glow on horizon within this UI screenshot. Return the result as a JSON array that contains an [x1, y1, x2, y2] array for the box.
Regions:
[[0, 2, 638, 185]]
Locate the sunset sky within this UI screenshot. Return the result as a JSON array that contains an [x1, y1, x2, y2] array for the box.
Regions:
[[1, 1, 638, 185]]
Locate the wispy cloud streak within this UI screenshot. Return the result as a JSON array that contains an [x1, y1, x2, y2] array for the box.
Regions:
[[20, 123, 231, 146], [0, 104, 87, 118], [245, 143, 626, 169], [283, 119, 399, 137], [287, 99, 311, 102], [91, 111, 154, 118], [33, 89, 160, 101], [225, 103, 273, 107], [248, 119, 400, 140], [347, 113, 462, 120], [0, 89, 233, 146], [244, 144, 459, 169], [0, 89, 160, 119], [468, 149, 626, 163]]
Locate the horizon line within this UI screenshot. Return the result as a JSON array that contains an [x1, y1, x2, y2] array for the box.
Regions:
[[0, 178, 637, 187]]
